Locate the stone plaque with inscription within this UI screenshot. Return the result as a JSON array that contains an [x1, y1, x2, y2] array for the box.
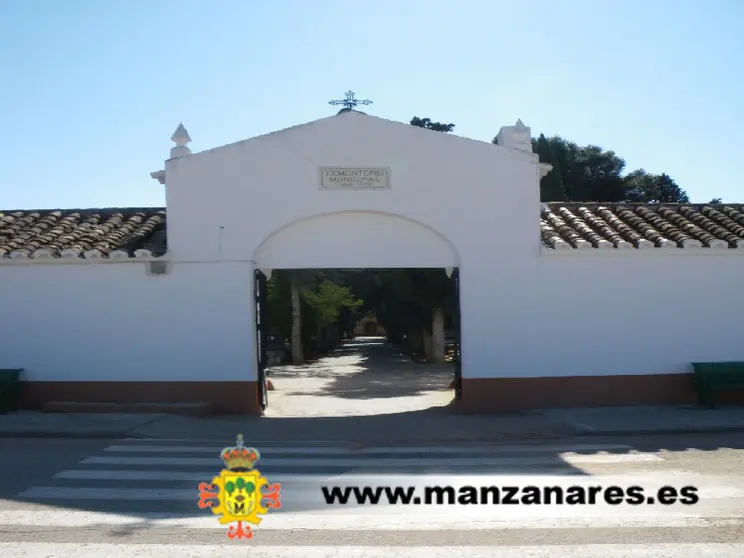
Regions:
[[319, 167, 391, 190]]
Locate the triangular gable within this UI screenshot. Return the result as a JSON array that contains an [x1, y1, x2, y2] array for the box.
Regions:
[[186, 110, 530, 160]]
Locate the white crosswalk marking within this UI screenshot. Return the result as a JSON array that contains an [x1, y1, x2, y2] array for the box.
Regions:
[[101, 443, 638, 455], [78, 453, 663, 467], [4, 542, 744, 558], [2, 439, 743, 556], [3, 543, 744, 558]]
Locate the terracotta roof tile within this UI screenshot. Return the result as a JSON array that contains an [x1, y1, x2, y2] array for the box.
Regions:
[[0, 208, 167, 259], [541, 203, 744, 250], [3, 202, 743, 260]]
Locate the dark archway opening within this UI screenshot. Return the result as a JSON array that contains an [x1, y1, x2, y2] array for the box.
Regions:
[[254, 268, 461, 417]]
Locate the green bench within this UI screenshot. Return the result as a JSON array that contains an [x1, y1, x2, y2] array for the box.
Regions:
[[0, 369, 23, 414], [692, 362, 744, 408]]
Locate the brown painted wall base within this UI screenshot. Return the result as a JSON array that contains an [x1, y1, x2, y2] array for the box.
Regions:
[[19, 374, 744, 416], [20, 381, 262, 415], [458, 374, 744, 413]]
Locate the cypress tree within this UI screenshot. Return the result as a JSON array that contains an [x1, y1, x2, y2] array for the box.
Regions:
[[536, 134, 567, 201]]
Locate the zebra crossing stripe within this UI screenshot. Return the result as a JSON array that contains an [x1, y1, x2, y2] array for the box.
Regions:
[[0, 510, 743, 530], [101, 444, 637, 455], [52, 469, 700, 483], [78, 454, 663, 467], [50, 469, 580, 481], [18, 487, 196, 500], [54, 469, 218, 481], [2, 543, 744, 558]]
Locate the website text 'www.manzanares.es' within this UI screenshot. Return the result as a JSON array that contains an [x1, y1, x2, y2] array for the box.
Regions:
[[320, 484, 700, 506]]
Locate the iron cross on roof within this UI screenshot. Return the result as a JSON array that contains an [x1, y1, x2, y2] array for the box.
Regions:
[[328, 91, 373, 111]]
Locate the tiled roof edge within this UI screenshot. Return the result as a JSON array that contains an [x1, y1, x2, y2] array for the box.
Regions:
[[541, 203, 744, 250], [0, 207, 168, 261]]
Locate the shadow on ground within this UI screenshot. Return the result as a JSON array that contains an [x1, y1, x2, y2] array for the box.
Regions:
[[267, 337, 454, 403]]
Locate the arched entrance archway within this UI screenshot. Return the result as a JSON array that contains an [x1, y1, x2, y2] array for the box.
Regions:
[[253, 210, 459, 269], [251, 210, 462, 414]]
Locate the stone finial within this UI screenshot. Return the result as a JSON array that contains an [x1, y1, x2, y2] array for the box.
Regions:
[[170, 123, 192, 158], [496, 118, 533, 154]]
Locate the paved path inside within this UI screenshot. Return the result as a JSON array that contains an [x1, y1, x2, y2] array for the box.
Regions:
[[2, 434, 744, 555], [264, 337, 455, 418]]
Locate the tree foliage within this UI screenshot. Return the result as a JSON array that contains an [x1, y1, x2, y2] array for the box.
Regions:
[[534, 134, 566, 201], [303, 280, 363, 326], [623, 170, 690, 204], [267, 270, 363, 358], [410, 116, 455, 133], [266, 267, 455, 362], [531, 134, 696, 203]]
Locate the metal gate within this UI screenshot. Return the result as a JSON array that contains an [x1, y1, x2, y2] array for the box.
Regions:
[[452, 267, 462, 400], [254, 269, 269, 410]]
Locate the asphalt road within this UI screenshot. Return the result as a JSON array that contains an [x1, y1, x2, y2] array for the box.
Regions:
[[0, 432, 742, 556]]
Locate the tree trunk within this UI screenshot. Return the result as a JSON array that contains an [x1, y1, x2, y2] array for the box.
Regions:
[[291, 275, 304, 365], [431, 308, 446, 363], [330, 324, 340, 350], [406, 327, 422, 357], [386, 324, 402, 345], [334, 324, 342, 348], [315, 325, 325, 354], [422, 328, 434, 362]]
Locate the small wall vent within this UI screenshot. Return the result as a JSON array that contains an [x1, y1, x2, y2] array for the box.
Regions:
[[146, 261, 170, 276]]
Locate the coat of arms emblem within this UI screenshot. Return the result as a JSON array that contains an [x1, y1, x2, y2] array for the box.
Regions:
[[197, 434, 282, 539]]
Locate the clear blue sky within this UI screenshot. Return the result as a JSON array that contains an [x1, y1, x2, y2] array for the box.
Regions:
[[1, 0, 741, 209]]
